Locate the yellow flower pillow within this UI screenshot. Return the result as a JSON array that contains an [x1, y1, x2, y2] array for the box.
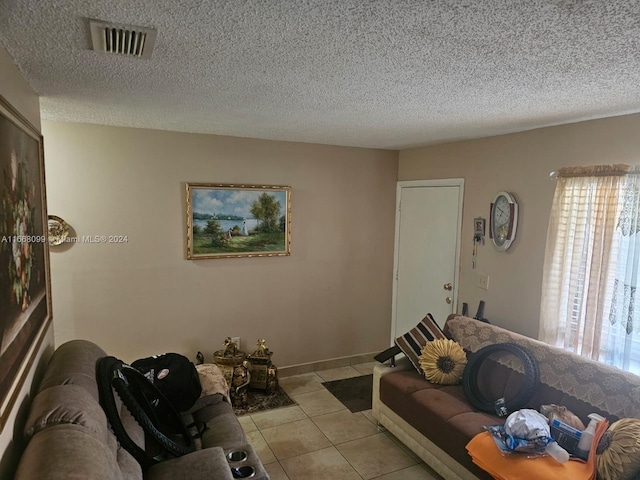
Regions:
[[418, 338, 467, 385], [596, 418, 640, 480]]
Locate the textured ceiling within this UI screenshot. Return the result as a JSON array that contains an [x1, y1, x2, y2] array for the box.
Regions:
[[0, 0, 639, 149]]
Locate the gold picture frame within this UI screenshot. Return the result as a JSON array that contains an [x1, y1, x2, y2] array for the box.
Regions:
[[186, 183, 291, 259], [0, 95, 52, 431]]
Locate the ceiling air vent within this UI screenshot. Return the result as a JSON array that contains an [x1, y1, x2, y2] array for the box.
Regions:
[[89, 19, 157, 59]]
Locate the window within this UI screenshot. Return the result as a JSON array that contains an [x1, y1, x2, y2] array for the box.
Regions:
[[539, 165, 640, 374]]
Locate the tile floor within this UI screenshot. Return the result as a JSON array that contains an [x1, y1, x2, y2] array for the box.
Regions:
[[238, 362, 444, 480]]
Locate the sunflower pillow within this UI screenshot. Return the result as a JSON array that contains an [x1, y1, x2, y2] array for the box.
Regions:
[[418, 338, 467, 385], [596, 418, 640, 480]]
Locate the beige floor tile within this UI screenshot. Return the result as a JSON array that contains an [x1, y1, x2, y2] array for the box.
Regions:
[[292, 389, 347, 417], [360, 409, 386, 431], [279, 372, 326, 396], [371, 463, 443, 480], [280, 446, 362, 480], [250, 362, 435, 478], [385, 432, 422, 463], [360, 409, 375, 424], [250, 405, 308, 429], [311, 410, 379, 445], [260, 418, 332, 460], [316, 365, 362, 382], [336, 432, 417, 480], [353, 361, 378, 375], [264, 461, 290, 480], [245, 429, 277, 465], [237, 414, 258, 433], [420, 463, 445, 480]]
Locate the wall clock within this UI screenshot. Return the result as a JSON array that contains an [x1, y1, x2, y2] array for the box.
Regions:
[[489, 191, 518, 251]]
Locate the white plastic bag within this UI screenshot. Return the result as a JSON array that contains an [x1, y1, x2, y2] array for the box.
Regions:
[[505, 409, 550, 440]]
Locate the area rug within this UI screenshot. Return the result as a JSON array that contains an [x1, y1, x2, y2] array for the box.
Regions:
[[232, 386, 296, 416], [322, 374, 373, 413]]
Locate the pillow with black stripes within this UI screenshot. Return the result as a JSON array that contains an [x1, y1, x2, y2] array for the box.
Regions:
[[394, 313, 446, 373]]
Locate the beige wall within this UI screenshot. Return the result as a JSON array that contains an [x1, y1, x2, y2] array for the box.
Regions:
[[399, 113, 640, 338], [0, 48, 41, 133], [0, 46, 52, 480], [42, 121, 398, 367]]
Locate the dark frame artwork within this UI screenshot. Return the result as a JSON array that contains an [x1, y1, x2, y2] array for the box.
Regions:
[[0, 95, 51, 431], [186, 183, 291, 259]]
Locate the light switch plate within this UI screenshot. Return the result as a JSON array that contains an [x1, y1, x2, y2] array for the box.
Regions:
[[477, 273, 489, 290]]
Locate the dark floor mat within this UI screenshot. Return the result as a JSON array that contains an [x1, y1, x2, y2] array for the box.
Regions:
[[322, 374, 373, 413]]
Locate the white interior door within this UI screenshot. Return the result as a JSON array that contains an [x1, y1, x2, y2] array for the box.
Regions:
[[391, 179, 463, 339]]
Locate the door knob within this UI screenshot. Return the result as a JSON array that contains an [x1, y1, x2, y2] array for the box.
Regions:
[[443, 283, 453, 291], [446, 297, 452, 304]]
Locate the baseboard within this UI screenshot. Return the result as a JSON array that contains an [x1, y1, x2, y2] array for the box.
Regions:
[[278, 351, 378, 378]]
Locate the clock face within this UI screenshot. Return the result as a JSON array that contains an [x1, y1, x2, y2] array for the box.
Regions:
[[493, 196, 510, 245], [490, 192, 518, 251]]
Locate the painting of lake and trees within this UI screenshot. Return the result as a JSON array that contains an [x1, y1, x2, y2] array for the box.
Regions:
[[186, 184, 291, 259]]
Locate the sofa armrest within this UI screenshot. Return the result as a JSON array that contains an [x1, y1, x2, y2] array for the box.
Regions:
[[374, 356, 413, 376], [372, 357, 415, 422], [146, 447, 234, 480]]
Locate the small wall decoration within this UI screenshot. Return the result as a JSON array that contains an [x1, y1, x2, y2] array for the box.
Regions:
[[0, 95, 51, 431], [474, 217, 485, 239], [472, 217, 485, 269], [47, 215, 70, 246], [186, 183, 291, 259]]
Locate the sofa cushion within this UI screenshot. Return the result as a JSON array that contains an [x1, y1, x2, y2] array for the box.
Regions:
[[380, 368, 499, 479], [192, 401, 246, 450], [15, 425, 124, 480], [22, 376, 144, 480], [24, 384, 112, 446], [529, 383, 612, 423], [188, 363, 231, 410], [118, 403, 145, 480], [395, 313, 446, 372], [38, 339, 107, 401], [117, 446, 144, 480], [146, 447, 234, 480]]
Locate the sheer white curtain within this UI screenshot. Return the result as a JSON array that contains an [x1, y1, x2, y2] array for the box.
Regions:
[[539, 165, 631, 368], [602, 168, 640, 372]]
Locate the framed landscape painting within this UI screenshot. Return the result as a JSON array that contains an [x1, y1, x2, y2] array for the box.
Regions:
[[0, 95, 51, 431], [186, 183, 291, 259]]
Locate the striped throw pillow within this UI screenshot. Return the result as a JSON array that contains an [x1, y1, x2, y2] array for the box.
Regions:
[[395, 313, 446, 372]]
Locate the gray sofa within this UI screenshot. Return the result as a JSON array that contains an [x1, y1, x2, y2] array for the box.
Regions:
[[373, 314, 640, 480], [15, 339, 269, 480]]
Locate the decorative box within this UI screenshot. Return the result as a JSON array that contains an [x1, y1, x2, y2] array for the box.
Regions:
[[246, 339, 278, 393], [213, 337, 250, 408]]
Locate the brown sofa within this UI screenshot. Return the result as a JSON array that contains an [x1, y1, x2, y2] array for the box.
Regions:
[[373, 315, 640, 480], [15, 339, 269, 480]]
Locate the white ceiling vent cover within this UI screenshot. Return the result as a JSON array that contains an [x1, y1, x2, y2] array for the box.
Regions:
[[89, 19, 157, 59]]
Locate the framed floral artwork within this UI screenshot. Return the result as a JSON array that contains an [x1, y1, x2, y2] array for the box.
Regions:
[[0, 95, 51, 431], [186, 183, 291, 259]]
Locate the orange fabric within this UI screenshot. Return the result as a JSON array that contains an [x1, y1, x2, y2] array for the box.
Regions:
[[466, 419, 609, 480]]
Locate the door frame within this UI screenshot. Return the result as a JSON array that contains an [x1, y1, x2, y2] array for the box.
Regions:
[[390, 178, 464, 343]]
